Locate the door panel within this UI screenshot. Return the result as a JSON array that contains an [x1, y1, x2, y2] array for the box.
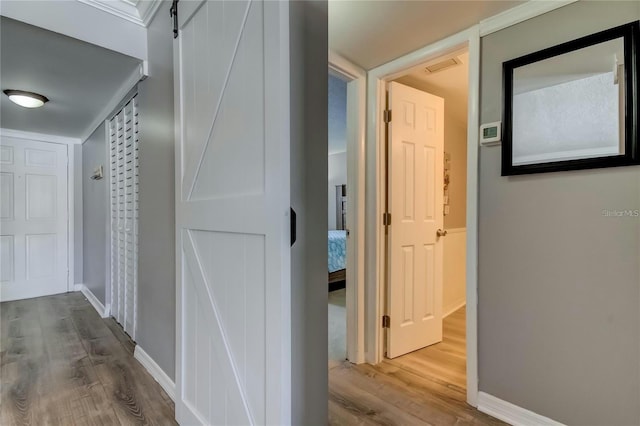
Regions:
[[26, 234, 57, 278], [0, 137, 68, 301], [387, 82, 444, 359], [1, 172, 14, 219], [0, 146, 13, 164], [175, 1, 290, 424], [26, 174, 57, 219], [25, 148, 58, 167], [0, 235, 14, 282]]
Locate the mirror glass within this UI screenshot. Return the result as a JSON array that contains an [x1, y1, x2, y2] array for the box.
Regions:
[[511, 37, 625, 166]]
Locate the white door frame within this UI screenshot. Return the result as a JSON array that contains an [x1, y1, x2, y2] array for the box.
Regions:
[[328, 51, 366, 364], [366, 25, 481, 406], [0, 128, 79, 294]]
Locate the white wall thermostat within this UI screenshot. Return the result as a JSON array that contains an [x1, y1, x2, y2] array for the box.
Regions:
[[479, 121, 501, 146]]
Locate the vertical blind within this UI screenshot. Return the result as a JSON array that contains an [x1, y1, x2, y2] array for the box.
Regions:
[[109, 94, 139, 340]]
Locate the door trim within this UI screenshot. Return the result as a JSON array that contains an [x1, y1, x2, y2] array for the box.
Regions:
[[328, 51, 366, 364], [0, 128, 76, 294], [366, 25, 480, 406], [67, 143, 75, 292], [0, 128, 81, 145], [104, 120, 112, 314]]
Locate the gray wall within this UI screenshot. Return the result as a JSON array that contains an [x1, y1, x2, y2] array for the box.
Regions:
[[290, 1, 328, 423], [79, 3, 175, 380], [443, 119, 466, 229], [135, 0, 176, 380], [328, 151, 346, 230], [478, 2, 640, 424], [82, 122, 107, 303], [74, 143, 83, 283], [328, 73, 347, 154]]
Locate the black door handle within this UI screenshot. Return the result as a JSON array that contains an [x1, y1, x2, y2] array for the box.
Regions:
[[290, 208, 297, 247]]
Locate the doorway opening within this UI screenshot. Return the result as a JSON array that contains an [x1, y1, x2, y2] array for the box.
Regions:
[[328, 36, 483, 422], [365, 29, 481, 405], [326, 52, 367, 368], [328, 71, 349, 365], [383, 47, 469, 388]]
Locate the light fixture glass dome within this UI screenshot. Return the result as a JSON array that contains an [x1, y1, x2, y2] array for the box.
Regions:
[[3, 90, 49, 108]]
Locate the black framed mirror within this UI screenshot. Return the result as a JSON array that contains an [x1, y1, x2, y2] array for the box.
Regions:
[[502, 21, 639, 176]]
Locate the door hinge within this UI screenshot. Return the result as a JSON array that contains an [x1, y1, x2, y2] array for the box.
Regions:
[[383, 212, 391, 226], [170, 0, 179, 39], [382, 315, 390, 328], [383, 109, 392, 123]]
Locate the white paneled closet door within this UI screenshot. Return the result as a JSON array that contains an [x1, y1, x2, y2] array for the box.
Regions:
[[109, 95, 139, 340]]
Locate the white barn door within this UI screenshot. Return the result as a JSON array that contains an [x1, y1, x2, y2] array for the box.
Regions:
[[174, 1, 290, 424], [0, 137, 68, 301], [386, 82, 445, 359]]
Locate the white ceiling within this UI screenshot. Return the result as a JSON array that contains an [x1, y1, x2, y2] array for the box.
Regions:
[[329, 0, 524, 70], [0, 16, 142, 139]]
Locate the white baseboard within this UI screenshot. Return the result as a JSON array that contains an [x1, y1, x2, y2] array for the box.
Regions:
[[75, 284, 110, 318], [134, 345, 176, 401], [478, 392, 565, 426], [444, 300, 466, 318]]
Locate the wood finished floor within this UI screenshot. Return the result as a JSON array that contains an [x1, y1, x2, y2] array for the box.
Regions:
[[329, 308, 504, 425], [1, 292, 176, 426]]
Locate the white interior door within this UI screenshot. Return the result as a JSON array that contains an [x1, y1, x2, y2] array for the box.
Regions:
[[0, 137, 68, 301], [386, 82, 444, 359], [109, 96, 139, 339], [174, 1, 290, 424]]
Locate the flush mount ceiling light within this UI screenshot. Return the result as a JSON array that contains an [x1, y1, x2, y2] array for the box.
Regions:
[[3, 89, 49, 108]]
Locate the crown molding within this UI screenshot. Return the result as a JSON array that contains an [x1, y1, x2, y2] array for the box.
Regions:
[[139, 0, 164, 26], [479, 0, 580, 37], [76, 0, 163, 28], [78, 0, 579, 36]]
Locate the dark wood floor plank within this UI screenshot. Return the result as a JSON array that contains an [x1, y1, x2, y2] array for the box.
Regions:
[[0, 292, 175, 426], [103, 318, 135, 355], [1, 298, 49, 425]]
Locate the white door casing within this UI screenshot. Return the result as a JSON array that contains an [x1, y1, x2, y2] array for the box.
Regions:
[[386, 82, 444, 359], [368, 25, 481, 407], [109, 96, 139, 339], [0, 137, 68, 301], [174, 1, 290, 424]]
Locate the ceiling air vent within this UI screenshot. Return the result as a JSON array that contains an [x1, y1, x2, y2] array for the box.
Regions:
[[424, 57, 461, 74]]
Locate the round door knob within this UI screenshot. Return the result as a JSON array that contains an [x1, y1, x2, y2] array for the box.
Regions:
[[437, 229, 447, 238]]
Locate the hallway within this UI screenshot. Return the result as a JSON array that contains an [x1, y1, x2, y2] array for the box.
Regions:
[[1, 292, 176, 425], [329, 308, 503, 425]]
